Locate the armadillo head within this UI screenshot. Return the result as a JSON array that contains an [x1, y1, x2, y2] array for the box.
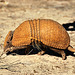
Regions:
[[4, 31, 13, 52]]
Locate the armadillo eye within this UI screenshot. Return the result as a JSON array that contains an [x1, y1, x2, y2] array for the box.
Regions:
[[7, 41, 9, 44]]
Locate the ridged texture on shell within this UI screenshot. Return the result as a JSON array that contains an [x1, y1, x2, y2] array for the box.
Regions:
[[11, 19, 70, 49], [40, 19, 70, 49], [12, 21, 31, 46]]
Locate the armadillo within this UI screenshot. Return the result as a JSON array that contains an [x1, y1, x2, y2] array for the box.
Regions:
[[2, 19, 75, 60]]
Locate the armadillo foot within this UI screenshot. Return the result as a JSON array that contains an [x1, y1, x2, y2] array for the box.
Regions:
[[49, 47, 66, 60], [61, 53, 66, 60], [38, 50, 45, 55]]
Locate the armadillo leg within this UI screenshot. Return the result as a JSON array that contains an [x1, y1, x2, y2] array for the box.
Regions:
[[4, 45, 28, 53], [50, 48, 66, 60], [61, 51, 66, 60], [36, 42, 46, 55], [38, 50, 45, 55], [25, 46, 32, 54]]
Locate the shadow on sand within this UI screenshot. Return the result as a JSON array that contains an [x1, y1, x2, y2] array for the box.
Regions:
[[7, 47, 75, 60], [63, 21, 75, 31]]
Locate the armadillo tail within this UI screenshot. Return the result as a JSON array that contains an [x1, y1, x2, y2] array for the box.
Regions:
[[67, 45, 75, 52]]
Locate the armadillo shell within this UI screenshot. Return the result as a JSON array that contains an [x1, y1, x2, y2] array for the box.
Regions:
[[12, 19, 70, 49], [40, 19, 70, 49], [12, 20, 31, 47]]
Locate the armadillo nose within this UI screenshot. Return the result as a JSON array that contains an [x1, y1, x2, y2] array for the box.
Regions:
[[0, 52, 7, 59]]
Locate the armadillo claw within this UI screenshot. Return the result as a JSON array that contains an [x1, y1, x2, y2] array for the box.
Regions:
[[4, 47, 13, 53]]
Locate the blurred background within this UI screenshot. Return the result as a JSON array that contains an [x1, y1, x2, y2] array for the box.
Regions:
[[0, 0, 75, 75]]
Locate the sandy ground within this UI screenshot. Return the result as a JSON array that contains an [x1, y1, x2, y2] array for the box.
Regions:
[[0, 0, 75, 75]]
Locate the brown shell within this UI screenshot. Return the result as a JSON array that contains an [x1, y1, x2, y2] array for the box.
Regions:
[[11, 19, 70, 49], [40, 19, 70, 49], [12, 20, 31, 46]]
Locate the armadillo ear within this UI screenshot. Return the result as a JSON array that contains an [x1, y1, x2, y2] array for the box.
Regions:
[[4, 31, 13, 49]]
